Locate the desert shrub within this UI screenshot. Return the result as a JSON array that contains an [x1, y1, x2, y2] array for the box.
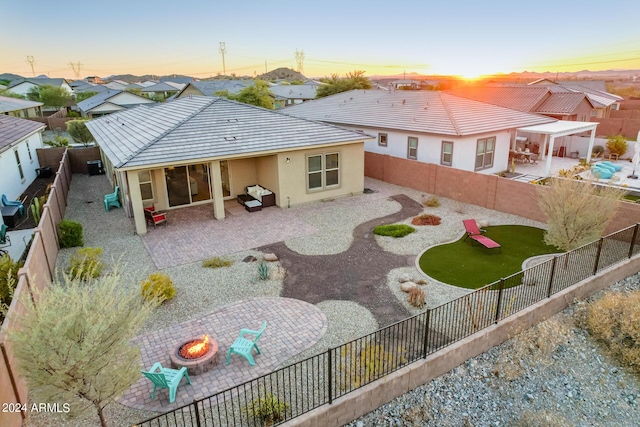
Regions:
[[244, 392, 290, 426], [411, 214, 441, 226], [44, 135, 69, 147], [494, 318, 572, 380], [337, 342, 406, 390], [257, 262, 270, 280], [606, 135, 628, 157], [593, 145, 604, 156], [66, 247, 105, 280], [57, 219, 83, 248], [0, 254, 22, 321], [373, 224, 415, 238], [514, 410, 573, 427], [585, 290, 640, 374], [202, 257, 233, 269], [141, 272, 176, 304], [415, 279, 427, 285], [422, 195, 440, 207], [408, 287, 425, 308]]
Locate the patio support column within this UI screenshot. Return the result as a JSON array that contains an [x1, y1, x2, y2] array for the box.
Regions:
[[540, 134, 549, 160], [545, 135, 556, 177], [210, 160, 225, 220], [586, 128, 596, 163], [126, 171, 148, 235]]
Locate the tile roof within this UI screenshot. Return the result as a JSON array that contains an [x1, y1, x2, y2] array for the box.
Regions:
[[180, 80, 252, 97], [77, 90, 152, 113], [0, 115, 45, 152], [269, 83, 317, 100], [104, 81, 127, 90], [284, 90, 555, 136], [0, 96, 43, 113], [448, 85, 550, 112], [7, 77, 68, 89], [534, 92, 591, 114], [86, 97, 369, 169], [141, 82, 185, 92]]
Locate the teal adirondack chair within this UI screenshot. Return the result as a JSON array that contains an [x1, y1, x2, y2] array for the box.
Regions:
[[141, 362, 191, 403], [225, 321, 267, 366], [104, 186, 121, 211]]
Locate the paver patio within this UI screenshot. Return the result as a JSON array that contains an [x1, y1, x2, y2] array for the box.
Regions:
[[119, 297, 327, 412]]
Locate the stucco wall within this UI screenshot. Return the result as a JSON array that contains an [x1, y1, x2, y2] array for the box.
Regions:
[[229, 158, 257, 197], [0, 132, 43, 200], [255, 155, 280, 200]]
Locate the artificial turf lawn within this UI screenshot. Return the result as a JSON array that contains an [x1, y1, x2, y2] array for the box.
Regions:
[[418, 225, 559, 289]]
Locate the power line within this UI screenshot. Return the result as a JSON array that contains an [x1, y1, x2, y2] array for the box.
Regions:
[[68, 61, 83, 79], [294, 49, 305, 74]]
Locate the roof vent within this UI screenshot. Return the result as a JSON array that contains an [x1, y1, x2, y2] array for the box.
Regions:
[[402, 99, 406, 105], [226, 118, 239, 122]]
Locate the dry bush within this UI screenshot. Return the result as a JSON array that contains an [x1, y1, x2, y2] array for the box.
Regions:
[[585, 290, 640, 374], [422, 195, 440, 207], [514, 410, 574, 427], [411, 214, 441, 226], [408, 287, 425, 308], [494, 318, 573, 381]]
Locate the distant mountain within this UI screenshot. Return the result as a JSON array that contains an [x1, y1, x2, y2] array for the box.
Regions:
[[258, 67, 306, 81], [369, 69, 640, 82]]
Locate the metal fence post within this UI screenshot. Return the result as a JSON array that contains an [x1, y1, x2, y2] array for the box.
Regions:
[[193, 401, 202, 427], [593, 238, 604, 275], [546, 256, 558, 298], [422, 309, 431, 359], [494, 279, 505, 323], [628, 223, 639, 259], [327, 347, 333, 404]]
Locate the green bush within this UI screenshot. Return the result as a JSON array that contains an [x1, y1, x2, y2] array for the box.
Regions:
[[57, 219, 83, 248], [244, 392, 290, 425], [373, 224, 416, 238], [202, 257, 233, 269], [606, 135, 628, 157], [141, 272, 176, 304], [0, 254, 22, 321], [257, 262, 270, 280], [66, 247, 105, 280]]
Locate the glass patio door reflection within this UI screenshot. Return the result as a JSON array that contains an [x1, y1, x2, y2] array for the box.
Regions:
[[165, 166, 190, 207]]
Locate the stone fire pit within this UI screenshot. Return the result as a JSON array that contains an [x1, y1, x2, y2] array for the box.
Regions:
[[170, 335, 220, 376]]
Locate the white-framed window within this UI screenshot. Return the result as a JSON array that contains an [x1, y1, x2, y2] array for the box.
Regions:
[[441, 141, 453, 166], [138, 170, 154, 201], [307, 152, 340, 191], [378, 133, 388, 147], [407, 137, 418, 159], [475, 137, 495, 171], [15, 150, 24, 181], [26, 141, 33, 162]]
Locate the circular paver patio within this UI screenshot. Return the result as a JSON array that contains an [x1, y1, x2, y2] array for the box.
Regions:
[[119, 297, 327, 412]]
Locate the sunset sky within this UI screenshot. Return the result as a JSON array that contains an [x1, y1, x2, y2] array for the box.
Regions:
[[2, 0, 639, 79]]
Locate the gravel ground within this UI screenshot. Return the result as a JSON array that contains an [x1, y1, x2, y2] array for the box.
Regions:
[[346, 273, 640, 427]]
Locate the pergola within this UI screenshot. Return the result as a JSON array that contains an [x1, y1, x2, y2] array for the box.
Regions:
[[516, 120, 599, 177]]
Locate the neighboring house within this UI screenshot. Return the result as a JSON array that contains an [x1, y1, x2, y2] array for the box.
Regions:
[[285, 90, 555, 175], [449, 85, 595, 121], [527, 80, 622, 118], [71, 80, 110, 94], [104, 81, 128, 91], [85, 76, 104, 84], [0, 96, 43, 118], [0, 115, 45, 202], [140, 81, 185, 99], [77, 89, 155, 118], [5, 77, 73, 97], [270, 83, 318, 108], [160, 76, 196, 85], [175, 80, 252, 98], [389, 79, 420, 90], [86, 96, 370, 235], [125, 83, 145, 90], [139, 81, 158, 87]]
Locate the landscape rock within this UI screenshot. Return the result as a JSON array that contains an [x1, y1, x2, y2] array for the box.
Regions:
[[398, 273, 414, 283], [263, 253, 278, 262], [242, 255, 257, 263], [400, 281, 417, 292], [478, 219, 490, 228]]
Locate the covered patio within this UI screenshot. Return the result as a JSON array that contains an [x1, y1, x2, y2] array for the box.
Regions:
[[515, 120, 599, 177]]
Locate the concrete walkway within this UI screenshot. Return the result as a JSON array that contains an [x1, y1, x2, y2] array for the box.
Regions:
[[119, 297, 327, 412]]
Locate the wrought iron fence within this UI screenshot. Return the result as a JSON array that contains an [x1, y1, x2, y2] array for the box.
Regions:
[[134, 223, 640, 427]]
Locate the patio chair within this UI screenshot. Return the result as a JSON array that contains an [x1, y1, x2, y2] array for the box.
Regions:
[[141, 362, 191, 403], [462, 219, 486, 241], [144, 205, 167, 228], [1, 194, 24, 216], [104, 186, 121, 212], [225, 321, 267, 366], [0, 224, 11, 252]]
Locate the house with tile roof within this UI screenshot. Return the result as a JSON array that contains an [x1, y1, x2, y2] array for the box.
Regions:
[[270, 83, 318, 108], [527, 80, 622, 118], [0, 96, 43, 118], [285, 90, 555, 175], [176, 80, 253, 98], [0, 115, 46, 203], [86, 96, 370, 234], [140, 81, 186, 99], [77, 89, 155, 118], [5, 77, 73, 97]]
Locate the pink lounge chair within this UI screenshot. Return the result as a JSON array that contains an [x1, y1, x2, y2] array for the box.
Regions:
[[462, 219, 501, 251]]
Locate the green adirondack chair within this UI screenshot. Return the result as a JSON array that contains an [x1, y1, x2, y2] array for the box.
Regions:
[[141, 362, 191, 403], [104, 186, 121, 211], [225, 321, 267, 366]]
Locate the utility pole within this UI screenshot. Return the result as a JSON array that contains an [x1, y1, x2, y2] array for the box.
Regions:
[[26, 56, 36, 76], [265, 61, 268, 74], [219, 42, 227, 76], [294, 49, 305, 74], [68, 61, 83, 80]]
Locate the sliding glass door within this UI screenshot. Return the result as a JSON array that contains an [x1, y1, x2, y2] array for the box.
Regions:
[[165, 163, 212, 207]]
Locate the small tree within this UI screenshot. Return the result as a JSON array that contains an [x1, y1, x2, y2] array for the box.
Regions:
[[606, 135, 628, 158], [28, 84, 72, 110], [67, 119, 95, 146], [316, 70, 373, 98], [9, 271, 157, 427], [75, 91, 98, 102], [0, 89, 26, 99], [216, 80, 275, 109], [537, 178, 626, 252]]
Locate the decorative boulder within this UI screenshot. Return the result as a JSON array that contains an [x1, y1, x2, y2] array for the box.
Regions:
[[398, 273, 413, 283], [264, 253, 278, 262], [400, 281, 418, 292], [478, 219, 490, 228]]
